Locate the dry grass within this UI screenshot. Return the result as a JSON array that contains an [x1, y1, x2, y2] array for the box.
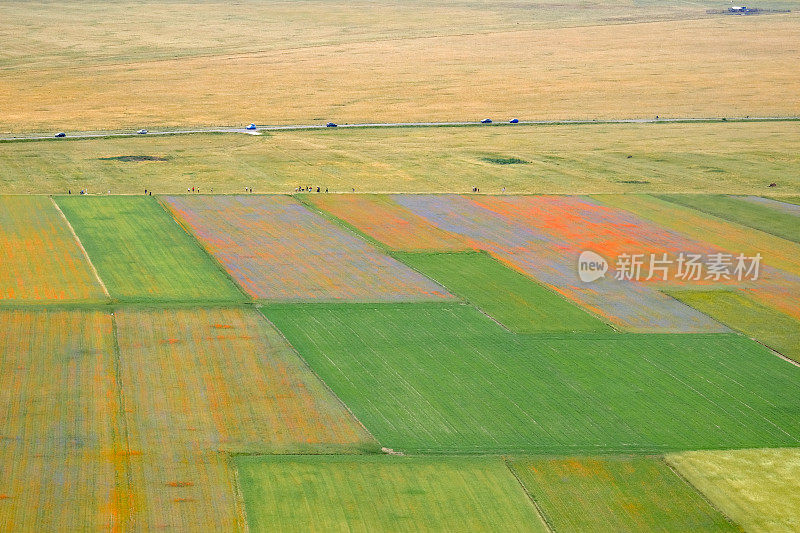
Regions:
[[1, 11, 799, 132], [1, 121, 799, 194]]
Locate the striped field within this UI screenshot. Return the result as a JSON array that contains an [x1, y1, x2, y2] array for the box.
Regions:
[[163, 195, 451, 301], [55, 196, 244, 302], [263, 303, 800, 454]]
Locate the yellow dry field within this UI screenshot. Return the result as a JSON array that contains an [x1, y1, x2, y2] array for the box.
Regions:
[[0, 196, 105, 301], [667, 448, 800, 533], [2, 121, 799, 195], [0, 310, 125, 531], [2, 10, 799, 132], [1, 0, 731, 70]]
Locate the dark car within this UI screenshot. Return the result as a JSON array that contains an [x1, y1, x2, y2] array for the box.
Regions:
[[481, 118, 492, 124], [326, 122, 338, 127], [55, 132, 66, 138], [509, 118, 519, 124]]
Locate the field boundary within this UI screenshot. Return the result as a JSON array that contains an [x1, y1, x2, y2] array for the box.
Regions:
[[255, 307, 382, 451], [155, 196, 251, 301], [661, 456, 743, 530], [503, 458, 555, 533], [49, 196, 110, 297]]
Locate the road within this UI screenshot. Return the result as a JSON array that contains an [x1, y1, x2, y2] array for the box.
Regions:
[[1, 116, 798, 142]]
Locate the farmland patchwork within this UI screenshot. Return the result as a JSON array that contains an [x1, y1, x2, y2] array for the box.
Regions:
[[163, 195, 451, 301], [263, 303, 800, 454]]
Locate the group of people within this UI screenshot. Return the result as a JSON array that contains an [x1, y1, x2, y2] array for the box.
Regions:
[[296, 186, 329, 193]]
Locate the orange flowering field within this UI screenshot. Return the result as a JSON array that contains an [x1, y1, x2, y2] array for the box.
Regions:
[[0, 196, 105, 301]]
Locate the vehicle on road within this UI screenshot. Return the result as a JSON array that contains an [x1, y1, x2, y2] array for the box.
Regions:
[[481, 118, 492, 124], [509, 118, 519, 124], [246, 123, 257, 130], [137, 129, 148, 134], [326, 122, 338, 127], [55, 132, 66, 138]]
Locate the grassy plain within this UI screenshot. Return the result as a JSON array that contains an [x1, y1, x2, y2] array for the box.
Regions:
[[395, 251, 611, 333], [235, 455, 547, 532], [510, 456, 737, 531], [0, 310, 121, 530], [55, 196, 244, 302], [2, 121, 800, 194], [0, 196, 104, 301], [2, 9, 800, 131], [262, 303, 800, 454], [669, 290, 800, 363], [667, 448, 800, 533], [658, 194, 800, 242]]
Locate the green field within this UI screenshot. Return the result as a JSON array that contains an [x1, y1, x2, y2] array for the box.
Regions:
[[2, 121, 800, 194], [262, 303, 800, 454], [667, 448, 800, 533], [235, 455, 547, 532], [55, 196, 244, 302], [510, 456, 738, 531], [669, 290, 800, 363], [657, 194, 800, 242], [395, 251, 611, 333]]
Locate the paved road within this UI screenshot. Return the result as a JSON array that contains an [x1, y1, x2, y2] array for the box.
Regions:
[[1, 116, 797, 142]]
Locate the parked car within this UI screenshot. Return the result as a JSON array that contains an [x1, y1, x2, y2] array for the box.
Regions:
[[246, 123, 257, 130], [55, 132, 66, 138], [137, 129, 148, 134], [326, 122, 338, 127], [481, 118, 492, 124], [509, 118, 519, 124]]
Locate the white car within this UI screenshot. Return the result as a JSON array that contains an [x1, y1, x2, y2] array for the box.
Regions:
[[137, 129, 148, 134]]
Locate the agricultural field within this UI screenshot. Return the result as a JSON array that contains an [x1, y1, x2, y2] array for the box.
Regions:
[[54, 196, 245, 302], [667, 448, 800, 532], [163, 195, 450, 301], [395, 251, 611, 333], [113, 307, 374, 454], [235, 455, 547, 532], [304, 194, 470, 251], [263, 303, 800, 454], [1, 121, 800, 195], [669, 290, 800, 363], [741, 195, 800, 216], [657, 194, 800, 243], [394, 194, 727, 332], [0, 310, 120, 530], [509, 456, 737, 531], [2, 7, 800, 132], [0, 196, 105, 301]]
